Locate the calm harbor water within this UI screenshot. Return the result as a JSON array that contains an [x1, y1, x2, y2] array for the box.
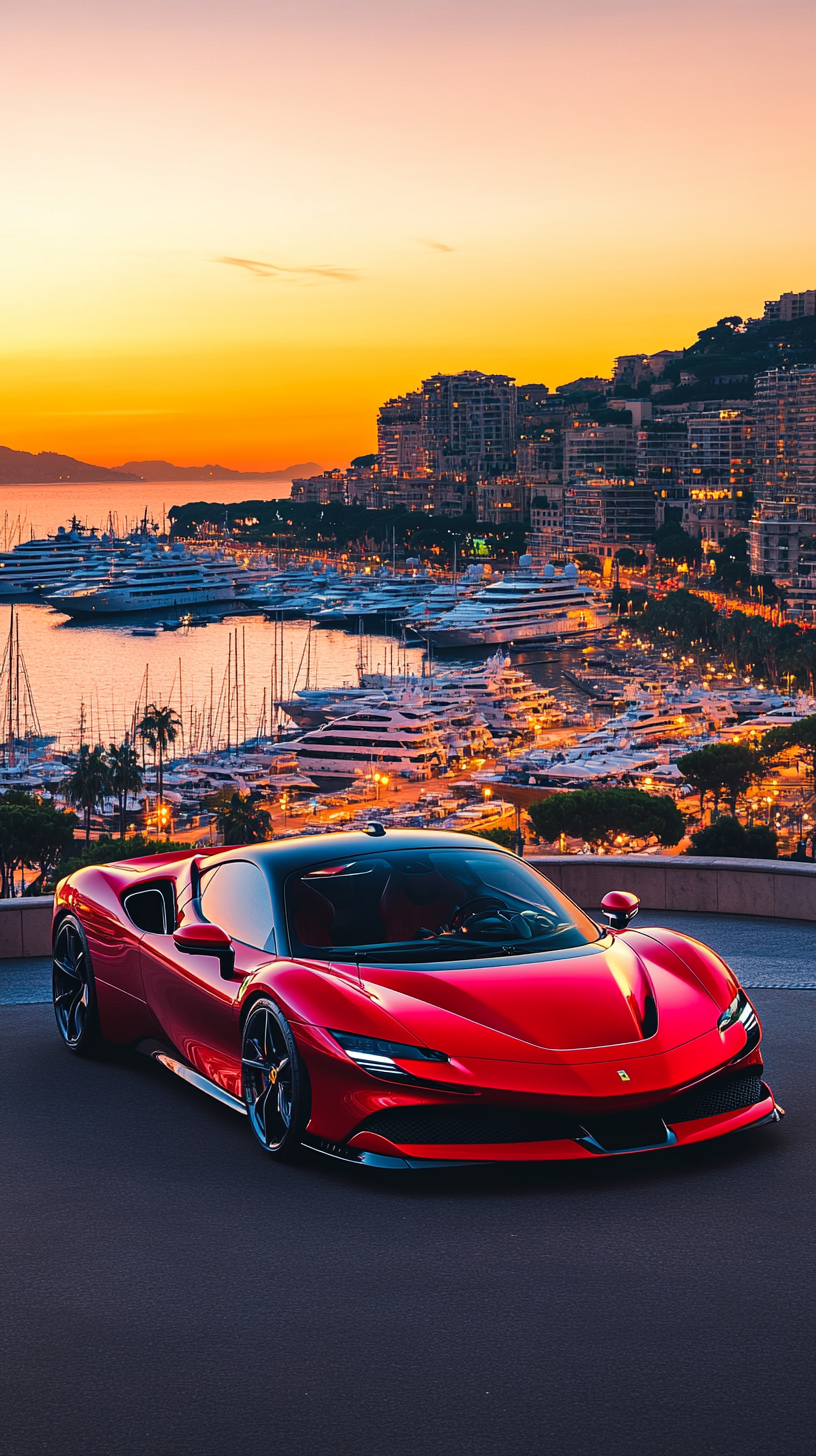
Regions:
[[9, 606, 428, 749]]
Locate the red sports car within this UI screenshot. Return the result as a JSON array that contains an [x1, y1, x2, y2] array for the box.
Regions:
[[52, 828, 782, 1167]]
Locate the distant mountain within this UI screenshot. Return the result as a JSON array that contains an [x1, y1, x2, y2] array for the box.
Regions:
[[117, 460, 321, 481], [0, 447, 141, 485]]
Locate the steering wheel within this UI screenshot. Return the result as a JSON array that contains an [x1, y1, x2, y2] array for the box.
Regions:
[[448, 897, 518, 938]]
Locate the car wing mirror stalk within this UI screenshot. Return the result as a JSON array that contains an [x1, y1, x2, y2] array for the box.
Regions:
[[173, 923, 236, 979], [601, 891, 640, 931]]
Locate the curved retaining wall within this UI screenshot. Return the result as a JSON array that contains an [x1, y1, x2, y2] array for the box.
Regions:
[[0, 897, 54, 959], [529, 856, 816, 923], [1, 856, 814, 959]]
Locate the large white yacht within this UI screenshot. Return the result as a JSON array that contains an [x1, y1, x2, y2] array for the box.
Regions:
[[0, 524, 117, 598], [293, 703, 448, 784], [426, 561, 610, 647], [50, 543, 237, 617]]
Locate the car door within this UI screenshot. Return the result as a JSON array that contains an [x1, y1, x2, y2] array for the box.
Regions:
[[139, 860, 277, 1099]]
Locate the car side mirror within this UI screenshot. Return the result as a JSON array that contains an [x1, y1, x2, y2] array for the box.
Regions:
[[601, 891, 640, 931], [173, 922, 235, 979]]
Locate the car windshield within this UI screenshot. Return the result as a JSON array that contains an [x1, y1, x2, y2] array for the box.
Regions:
[[285, 848, 599, 962]]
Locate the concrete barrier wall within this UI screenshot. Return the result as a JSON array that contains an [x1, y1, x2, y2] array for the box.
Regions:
[[0, 897, 54, 959], [529, 856, 816, 923]]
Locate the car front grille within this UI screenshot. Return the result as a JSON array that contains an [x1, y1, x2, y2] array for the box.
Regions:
[[357, 1070, 768, 1148], [658, 1068, 766, 1124]]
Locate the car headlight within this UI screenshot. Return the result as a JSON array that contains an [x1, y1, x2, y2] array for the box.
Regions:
[[717, 990, 759, 1046], [328, 1029, 449, 1078]]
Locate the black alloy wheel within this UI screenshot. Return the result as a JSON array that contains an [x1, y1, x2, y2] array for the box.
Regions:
[[242, 998, 310, 1160], [52, 914, 103, 1055]]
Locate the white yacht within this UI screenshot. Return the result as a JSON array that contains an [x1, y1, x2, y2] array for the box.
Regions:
[[51, 543, 237, 617], [580, 687, 738, 745], [734, 696, 816, 733], [0, 524, 116, 598], [433, 652, 562, 739], [293, 703, 447, 784], [426, 561, 610, 647]]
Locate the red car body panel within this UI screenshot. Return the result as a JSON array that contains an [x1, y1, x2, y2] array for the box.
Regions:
[[52, 833, 781, 1165]]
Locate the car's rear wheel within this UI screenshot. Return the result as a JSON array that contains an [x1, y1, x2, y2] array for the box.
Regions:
[[52, 914, 104, 1055], [242, 998, 309, 1161]]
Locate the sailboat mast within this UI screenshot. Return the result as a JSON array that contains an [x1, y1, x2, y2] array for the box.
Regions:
[[7, 605, 14, 766]]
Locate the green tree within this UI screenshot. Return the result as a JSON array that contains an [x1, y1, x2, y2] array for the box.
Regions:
[[760, 715, 816, 792], [62, 744, 111, 843], [108, 736, 144, 838], [528, 788, 685, 853], [653, 521, 703, 566], [710, 533, 750, 592], [788, 633, 816, 693], [677, 742, 760, 817], [0, 791, 77, 896], [137, 704, 181, 825], [685, 816, 777, 859], [217, 793, 272, 846], [716, 609, 754, 673], [641, 591, 718, 652], [614, 547, 648, 568]]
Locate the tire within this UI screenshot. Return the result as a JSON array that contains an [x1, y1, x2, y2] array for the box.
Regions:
[[242, 997, 310, 1161], [52, 914, 104, 1056]]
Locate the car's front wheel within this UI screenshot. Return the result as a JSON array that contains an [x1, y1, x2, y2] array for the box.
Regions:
[[52, 914, 104, 1055], [242, 998, 310, 1160]]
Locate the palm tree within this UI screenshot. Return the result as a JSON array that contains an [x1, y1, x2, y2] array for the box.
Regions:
[[137, 704, 181, 833], [108, 736, 144, 838], [217, 793, 272, 846], [62, 744, 111, 843]]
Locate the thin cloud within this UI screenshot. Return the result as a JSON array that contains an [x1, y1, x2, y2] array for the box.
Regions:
[[217, 255, 359, 282], [418, 239, 455, 253], [46, 409, 179, 417]]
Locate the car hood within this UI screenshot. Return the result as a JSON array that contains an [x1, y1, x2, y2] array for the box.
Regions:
[[357, 936, 719, 1058]]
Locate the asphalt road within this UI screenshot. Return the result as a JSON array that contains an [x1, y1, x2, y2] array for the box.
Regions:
[[1, 991, 813, 1456]]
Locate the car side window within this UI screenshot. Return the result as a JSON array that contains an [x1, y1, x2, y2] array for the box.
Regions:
[[199, 861, 276, 952]]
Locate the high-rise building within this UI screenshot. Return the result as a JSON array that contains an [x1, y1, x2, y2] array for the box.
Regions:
[[684, 409, 753, 492], [753, 367, 816, 507], [750, 504, 816, 616], [564, 425, 636, 487], [637, 418, 687, 524], [564, 477, 655, 554], [421, 371, 517, 481], [377, 392, 427, 478], [516, 436, 563, 485]]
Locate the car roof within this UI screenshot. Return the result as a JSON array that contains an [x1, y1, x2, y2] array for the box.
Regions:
[[200, 828, 514, 878]]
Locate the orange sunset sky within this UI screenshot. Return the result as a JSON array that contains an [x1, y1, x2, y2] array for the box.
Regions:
[[2, 0, 814, 471]]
